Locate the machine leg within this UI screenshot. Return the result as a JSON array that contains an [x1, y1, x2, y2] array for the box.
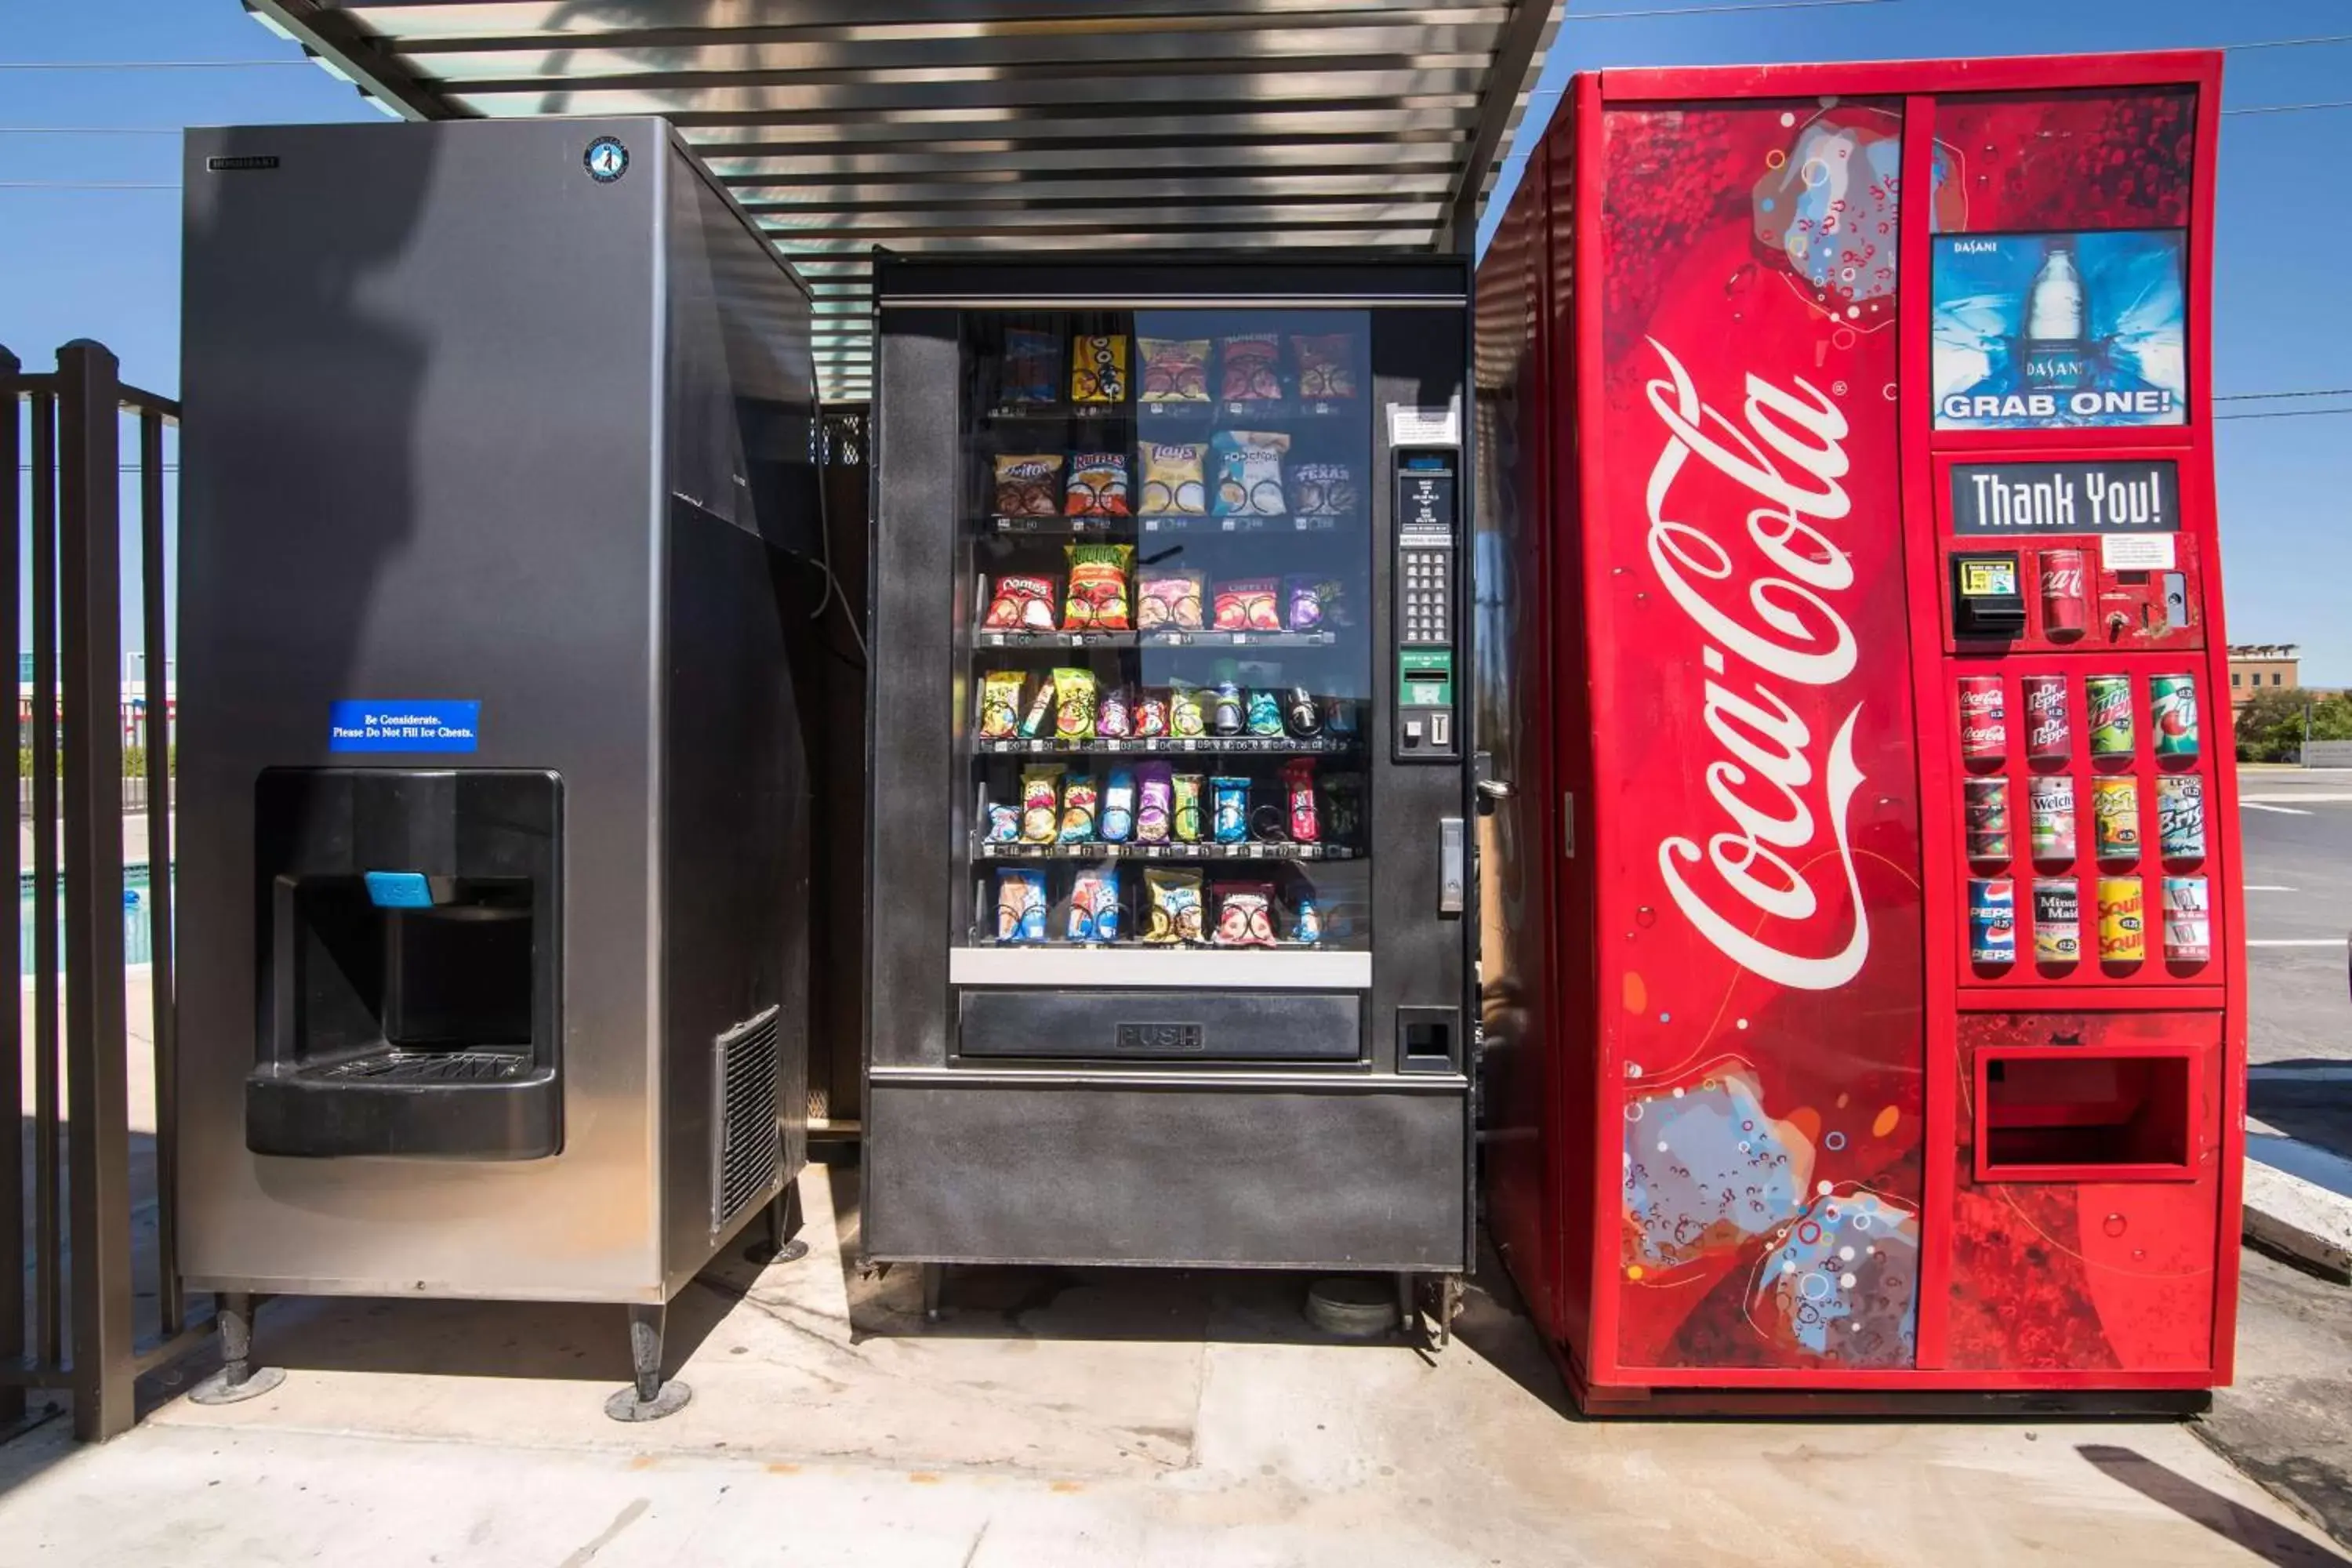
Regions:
[[604, 1303, 691, 1422], [1395, 1273, 1421, 1341], [1438, 1275, 1464, 1349], [189, 1291, 285, 1405], [744, 1181, 808, 1265], [920, 1262, 946, 1323]]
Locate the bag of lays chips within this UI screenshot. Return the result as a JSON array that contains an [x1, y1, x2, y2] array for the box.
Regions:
[[1138, 442, 1207, 515]]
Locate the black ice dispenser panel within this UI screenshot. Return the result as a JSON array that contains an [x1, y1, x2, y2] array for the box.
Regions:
[[249, 770, 561, 1160]]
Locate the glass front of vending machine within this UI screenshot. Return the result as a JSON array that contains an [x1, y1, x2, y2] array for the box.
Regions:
[[866, 256, 1473, 1298]]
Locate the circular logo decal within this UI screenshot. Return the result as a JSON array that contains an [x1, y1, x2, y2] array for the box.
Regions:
[[584, 137, 629, 183]]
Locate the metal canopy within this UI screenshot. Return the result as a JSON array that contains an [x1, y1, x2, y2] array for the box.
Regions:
[[249, 1, 1558, 402]]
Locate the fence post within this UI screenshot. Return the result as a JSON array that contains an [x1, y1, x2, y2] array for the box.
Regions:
[[55, 339, 135, 1440], [0, 346, 22, 1428]]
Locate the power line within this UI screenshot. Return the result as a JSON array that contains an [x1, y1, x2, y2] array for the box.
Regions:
[[2215, 407, 2352, 421], [0, 182, 179, 191], [2222, 33, 2352, 53], [2214, 389, 2352, 403], [1566, 0, 1896, 18], [2223, 100, 2352, 118], [0, 60, 305, 71], [0, 127, 178, 136]]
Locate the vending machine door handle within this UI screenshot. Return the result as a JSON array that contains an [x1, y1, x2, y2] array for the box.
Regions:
[[1476, 778, 1515, 801], [1439, 816, 1465, 914]]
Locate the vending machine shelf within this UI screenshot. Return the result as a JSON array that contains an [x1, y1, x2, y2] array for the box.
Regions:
[[975, 735, 1360, 757]]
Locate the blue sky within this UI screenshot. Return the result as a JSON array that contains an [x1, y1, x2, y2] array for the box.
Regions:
[[5, 2, 2349, 676]]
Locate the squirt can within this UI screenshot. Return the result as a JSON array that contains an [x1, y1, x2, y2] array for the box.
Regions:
[[2151, 674, 2200, 758], [1968, 877, 2016, 965], [2032, 877, 2081, 964], [2085, 675, 2134, 758], [2027, 774, 2076, 862], [1964, 778, 2012, 862], [2162, 876, 2210, 964], [2096, 876, 2146, 963], [2022, 673, 2070, 762], [2092, 776, 2140, 860], [2157, 774, 2206, 860], [1957, 675, 2007, 763]]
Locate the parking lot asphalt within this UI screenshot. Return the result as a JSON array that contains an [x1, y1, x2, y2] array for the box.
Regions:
[[2236, 768, 2352, 1070]]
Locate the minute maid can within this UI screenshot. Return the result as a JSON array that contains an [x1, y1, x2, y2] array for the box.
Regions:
[[1968, 877, 2016, 966], [2032, 877, 2080, 964]]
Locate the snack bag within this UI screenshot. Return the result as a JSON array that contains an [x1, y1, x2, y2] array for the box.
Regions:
[[978, 670, 1025, 739], [1133, 691, 1170, 739], [1096, 684, 1133, 739], [1051, 667, 1098, 739], [1065, 452, 1131, 517], [1059, 775, 1098, 844], [1283, 757, 1320, 844], [1217, 333, 1283, 402], [1212, 578, 1283, 632], [1138, 338, 1210, 402], [1247, 690, 1286, 738], [1100, 768, 1137, 844], [1283, 576, 1331, 633], [1290, 334, 1357, 400], [1139, 442, 1208, 514], [1002, 327, 1060, 405], [1290, 461, 1357, 518], [1168, 681, 1207, 739], [1136, 763, 1174, 845], [1068, 866, 1122, 943], [1018, 677, 1056, 739], [984, 574, 1058, 632], [1211, 776, 1250, 843], [1071, 335, 1127, 403], [1020, 765, 1061, 844], [1172, 774, 1203, 843], [984, 802, 1020, 844], [1213, 882, 1278, 948], [1144, 867, 1205, 944], [996, 869, 1047, 943], [993, 454, 1063, 518], [1210, 430, 1290, 517], [1062, 543, 1134, 630], [1138, 568, 1205, 631]]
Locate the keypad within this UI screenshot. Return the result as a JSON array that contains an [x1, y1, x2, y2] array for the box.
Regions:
[[1399, 548, 1453, 646]]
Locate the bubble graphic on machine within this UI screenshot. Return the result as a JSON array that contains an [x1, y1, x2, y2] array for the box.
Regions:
[[1621, 1067, 1814, 1272], [1748, 1186, 1922, 1365]]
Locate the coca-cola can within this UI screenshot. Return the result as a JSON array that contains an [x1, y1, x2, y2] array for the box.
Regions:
[[2162, 875, 2211, 964], [2032, 877, 2080, 964], [2092, 777, 2140, 861], [2096, 876, 2146, 964], [1969, 877, 2016, 965], [2022, 673, 2071, 762], [2157, 774, 2206, 861], [2040, 548, 2089, 637], [1965, 778, 2013, 862], [2027, 774, 2076, 862], [1957, 675, 2007, 764]]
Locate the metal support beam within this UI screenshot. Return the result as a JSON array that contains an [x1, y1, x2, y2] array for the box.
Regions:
[[140, 408, 184, 1342], [1446, 0, 1556, 252], [244, 0, 459, 122], [0, 346, 22, 1429]]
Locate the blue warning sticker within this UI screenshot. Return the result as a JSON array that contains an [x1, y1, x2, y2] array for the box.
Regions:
[[328, 700, 481, 753]]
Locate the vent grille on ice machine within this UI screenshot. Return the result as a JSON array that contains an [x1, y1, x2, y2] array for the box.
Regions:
[[710, 1004, 782, 1236]]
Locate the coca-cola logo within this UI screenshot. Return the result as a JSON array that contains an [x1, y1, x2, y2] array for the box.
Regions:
[[1640, 339, 1871, 992]]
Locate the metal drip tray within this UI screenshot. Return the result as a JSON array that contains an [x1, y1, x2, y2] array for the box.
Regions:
[[311, 1047, 537, 1084]]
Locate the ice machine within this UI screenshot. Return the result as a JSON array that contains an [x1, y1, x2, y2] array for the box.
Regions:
[[176, 118, 820, 1417]]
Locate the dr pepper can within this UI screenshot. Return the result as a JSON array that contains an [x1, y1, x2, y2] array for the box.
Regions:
[[2022, 673, 2070, 762]]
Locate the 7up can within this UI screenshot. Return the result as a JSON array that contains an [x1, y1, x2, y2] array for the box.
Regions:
[[2151, 675, 2200, 758], [2085, 675, 2134, 759]]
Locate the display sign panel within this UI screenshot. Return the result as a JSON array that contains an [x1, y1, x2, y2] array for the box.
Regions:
[[1949, 459, 2180, 535], [1932, 230, 2187, 430]]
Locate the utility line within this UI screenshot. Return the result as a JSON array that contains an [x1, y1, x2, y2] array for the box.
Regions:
[[0, 181, 178, 191], [0, 60, 304, 71], [2221, 34, 2352, 53], [2223, 100, 2352, 117], [1566, 0, 1896, 19], [2215, 407, 2352, 421], [2214, 389, 2352, 403]]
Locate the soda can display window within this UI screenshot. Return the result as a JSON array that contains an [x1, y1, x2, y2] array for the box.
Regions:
[[2039, 549, 2089, 639], [2027, 774, 2076, 863], [2091, 777, 2140, 862], [2161, 875, 2211, 964], [2156, 774, 2206, 861], [2096, 876, 2146, 964], [1958, 675, 2007, 764], [2031, 877, 2080, 964], [2151, 674, 2200, 758], [2085, 675, 2134, 759], [1965, 777, 2013, 863], [1968, 877, 2016, 965], [2022, 673, 2070, 762]]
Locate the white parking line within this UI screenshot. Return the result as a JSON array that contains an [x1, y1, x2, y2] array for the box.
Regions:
[[2247, 938, 2346, 948], [2245, 884, 2299, 891], [2241, 802, 2313, 815], [2242, 793, 2352, 802]]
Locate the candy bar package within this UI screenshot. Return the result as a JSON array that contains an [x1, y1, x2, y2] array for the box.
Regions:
[[1283, 757, 1320, 843], [1217, 333, 1283, 402], [1095, 684, 1133, 739], [1213, 882, 1278, 948], [1065, 452, 1131, 517], [1172, 773, 1204, 843], [1018, 677, 1056, 739], [1143, 866, 1205, 945], [1068, 867, 1122, 944], [1058, 774, 1098, 844], [1133, 690, 1170, 739], [984, 574, 1058, 632], [1138, 568, 1205, 630], [1168, 681, 1207, 739], [1020, 765, 1061, 844], [1136, 763, 1174, 845], [1210, 430, 1290, 517], [1211, 776, 1250, 843], [1100, 767, 1137, 844], [1247, 689, 1286, 738], [1210, 679, 1245, 736], [1051, 666, 1098, 740], [1290, 462, 1359, 519], [992, 454, 1063, 519], [995, 869, 1047, 943], [984, 802, 1020, 844], [1062, 542, 1133, 631], [1071, 334, 1128, 403], [1001, 327, 1060, 405], [1138, 338, 1210, 403], [1290, 334, 1357, 400], [1212, 577, 1283, 632], [1139, 442, 1208, 515], [977, 669, 1025, 739]]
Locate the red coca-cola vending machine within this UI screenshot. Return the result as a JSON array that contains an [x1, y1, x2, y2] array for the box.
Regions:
[[1474, 50, 2238, 1412]]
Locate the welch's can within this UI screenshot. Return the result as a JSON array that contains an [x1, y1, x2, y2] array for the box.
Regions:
[[1958, 675, 2007, 764], [1969, 877, 2016, 965], [2027, 774, 2076, 862], [2157, 773, 2206, 861], [1965, 777, 2013, 862], [2151, 674, 2200, 759], [2023, 673, 2071, 763], [2086, 675, 2134, 759], [2092, 777, 2140, 861], [2032, 877, 2080, 964], [2162, 876, 2210, 964], [2096, 876, 2146, 964]]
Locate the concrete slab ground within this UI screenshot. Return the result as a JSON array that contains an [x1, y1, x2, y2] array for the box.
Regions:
[[0, 1164, 2343, 1568]]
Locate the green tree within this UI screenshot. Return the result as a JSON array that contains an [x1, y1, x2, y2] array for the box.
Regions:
[[2234, 688, 2352, 762]]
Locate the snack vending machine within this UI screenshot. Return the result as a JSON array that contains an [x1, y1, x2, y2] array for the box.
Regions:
[[867, 256, 1474, 1294], [1475, 52, 2239, 1410]]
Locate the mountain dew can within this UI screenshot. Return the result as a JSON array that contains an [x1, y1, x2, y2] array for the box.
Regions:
[[2085, 676, 2133, 758], [2151, 675, 2200, 758]]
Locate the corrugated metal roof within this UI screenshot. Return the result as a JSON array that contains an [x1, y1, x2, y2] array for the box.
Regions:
[[249, 1, 1558, 402]]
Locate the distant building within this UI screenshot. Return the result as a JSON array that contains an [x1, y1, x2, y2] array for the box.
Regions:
[[2227, 644, 2299, 709]]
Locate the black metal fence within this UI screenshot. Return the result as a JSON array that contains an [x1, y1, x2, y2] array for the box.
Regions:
[[4, 340, 205, 1441]]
